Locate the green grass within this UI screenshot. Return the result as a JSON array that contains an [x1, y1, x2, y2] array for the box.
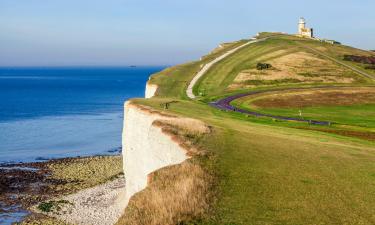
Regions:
[[37, 200, 72, 213], [148, 39, 249, 99], [232, 92, 375, 128], [210, 125, 375, 225], [134, 97, 375, 224], [47, 155, 123, 194], [194, 35, 373, 98], [127, 33, 375, 224], [301, 39, 375, 78], [195, 38, 298, 97], [247, 104, 375, 128]]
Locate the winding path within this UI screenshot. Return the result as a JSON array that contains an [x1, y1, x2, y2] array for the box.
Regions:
[[186, 35, 374, 125], [209, 87, 335, 125], [186, 38, 263, 99]]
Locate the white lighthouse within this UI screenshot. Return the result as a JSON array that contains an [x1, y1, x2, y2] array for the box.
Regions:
[[298, 17, 306, 32], [298, 17, 313, 38]]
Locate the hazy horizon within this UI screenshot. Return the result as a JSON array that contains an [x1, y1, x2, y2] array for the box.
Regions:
[[1, 0, 374, 67]]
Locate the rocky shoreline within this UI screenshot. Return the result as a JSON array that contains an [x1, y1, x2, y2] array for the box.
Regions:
[[0, 155, 123, 224]]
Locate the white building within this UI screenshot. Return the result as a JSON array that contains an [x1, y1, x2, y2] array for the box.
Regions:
[[298, 17, 313, 38]]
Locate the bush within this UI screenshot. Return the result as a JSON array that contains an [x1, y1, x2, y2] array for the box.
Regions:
[[256, 63, 272, 70], [343, 55, 375, 64], [38, 202, 55, 212], [364, 65, 375, 70], [37, 200, 71, 212]]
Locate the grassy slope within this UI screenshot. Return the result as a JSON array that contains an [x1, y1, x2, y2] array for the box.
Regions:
[[231, 88, 375, 129], [194, 35, 373, 98], [242, 103, 375, 128], [302, 38, 375, 78], [148, 39, 249, 99], [126, 33, 375, 224], [135, 98, 375, 224], [195, 34, 374, 140]]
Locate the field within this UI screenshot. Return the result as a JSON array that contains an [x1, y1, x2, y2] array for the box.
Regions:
[[120, 33, 375, 224], [131, 97, 375, 224], [193, 34, 373, 98], [147, 39, 249, 99]]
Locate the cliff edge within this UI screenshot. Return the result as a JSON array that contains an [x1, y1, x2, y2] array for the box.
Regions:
[[122, 101, 188, 204], [119, 100, 212, 225], [145, 81, 158, 99]]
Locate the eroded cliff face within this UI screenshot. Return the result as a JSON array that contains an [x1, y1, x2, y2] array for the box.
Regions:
[[145, 82, 158, 99], [121, 102, 188, 204]]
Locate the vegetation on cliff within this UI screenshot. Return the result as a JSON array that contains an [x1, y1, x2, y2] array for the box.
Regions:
[[119, 33, 375, 224]]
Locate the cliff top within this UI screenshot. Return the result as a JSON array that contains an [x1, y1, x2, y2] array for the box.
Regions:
[[120, 32, 375, 224]]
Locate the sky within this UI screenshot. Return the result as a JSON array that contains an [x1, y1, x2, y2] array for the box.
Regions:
[[0, 0, 374, 67]]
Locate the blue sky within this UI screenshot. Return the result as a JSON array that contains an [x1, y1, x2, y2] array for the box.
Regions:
[[0, 0, 374, 66]]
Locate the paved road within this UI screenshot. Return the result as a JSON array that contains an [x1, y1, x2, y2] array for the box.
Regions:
[[210, 87, 341, 125], [187, 36, 373, 125], [186, 38, 264, 99]]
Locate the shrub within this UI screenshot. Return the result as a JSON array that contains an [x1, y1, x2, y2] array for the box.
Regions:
[[343, 55, 375, 64], [364, 65, 375, 70], [256, 63, 272, 70], [37, 200, 71, 213]]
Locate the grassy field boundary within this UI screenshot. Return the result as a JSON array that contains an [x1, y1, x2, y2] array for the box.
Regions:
[[297, 42, 375, 80]]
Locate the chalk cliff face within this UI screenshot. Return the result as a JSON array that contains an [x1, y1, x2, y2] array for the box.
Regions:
[[145, 82, 158, 99], [122, 101, 188, 204]]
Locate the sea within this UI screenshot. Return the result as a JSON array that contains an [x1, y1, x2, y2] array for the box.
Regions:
[[0, 66, 165, 164]]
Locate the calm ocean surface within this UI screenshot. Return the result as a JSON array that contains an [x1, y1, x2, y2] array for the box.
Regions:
[[0, 67, 165, 163]]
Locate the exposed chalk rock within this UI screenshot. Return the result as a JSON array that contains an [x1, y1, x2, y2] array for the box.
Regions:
[[35, 178, 126, 225], [145, 82, 158, 98], [122, 102, 189, 205]]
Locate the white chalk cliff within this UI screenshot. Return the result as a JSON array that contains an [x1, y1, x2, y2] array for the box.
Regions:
[[121, 101, 188, 205], [145, 81, 158, 99]]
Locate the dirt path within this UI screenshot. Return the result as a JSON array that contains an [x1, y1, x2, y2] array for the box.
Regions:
[[187, 35, 374, 123], [186, 38, 264, 99]]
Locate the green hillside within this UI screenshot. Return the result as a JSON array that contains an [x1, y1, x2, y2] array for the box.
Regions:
[[120, 33, 375, 224], [195, 34, 374, 97]]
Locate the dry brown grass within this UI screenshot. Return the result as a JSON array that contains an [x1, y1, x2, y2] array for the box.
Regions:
[[295, 126, 375, 141], [251, 88, 375, 108], [158, 118, 211, 135], [20, 216, 71, 225], [116, 116, 214, 225], [116, 161, 213, 225], [153, 118, 211, 157], [316, 46, 328, 52], [230, 51, 357, 88]]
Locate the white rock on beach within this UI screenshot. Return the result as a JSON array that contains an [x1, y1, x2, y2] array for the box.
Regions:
[[50, 177, 126, 225]]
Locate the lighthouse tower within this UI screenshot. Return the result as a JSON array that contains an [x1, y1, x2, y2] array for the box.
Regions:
[[298, 17, 306, 33], [297, 17, 313, 38]]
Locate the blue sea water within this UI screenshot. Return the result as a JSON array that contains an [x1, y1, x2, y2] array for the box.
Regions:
[[0, 67, 164, 163]]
